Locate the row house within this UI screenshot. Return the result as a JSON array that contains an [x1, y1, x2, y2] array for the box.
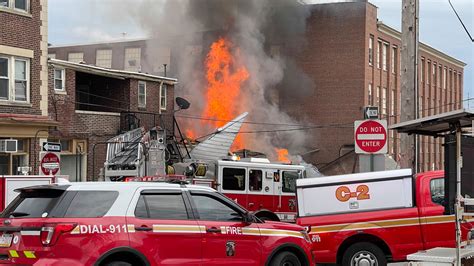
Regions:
[[47, 59, 177, 180], [0, 0, 53, 175]]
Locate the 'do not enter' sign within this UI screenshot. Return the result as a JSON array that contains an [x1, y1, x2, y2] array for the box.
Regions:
[[354, 120, 388, 154]]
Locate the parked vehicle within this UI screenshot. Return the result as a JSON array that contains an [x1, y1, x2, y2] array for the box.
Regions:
[[0, 181, 313, 265], [126, 158, 306, 222], [296, 169, 471, 265]]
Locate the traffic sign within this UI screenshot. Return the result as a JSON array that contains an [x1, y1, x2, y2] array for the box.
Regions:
[[354, 120, 387, 154], [364, 106, 379, 119], [42, 142, 61, 152], [40, 152, 60, 175]]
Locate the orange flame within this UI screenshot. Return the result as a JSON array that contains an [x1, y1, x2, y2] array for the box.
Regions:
[[276, 148, 291, 163], [185, 129, 196, 140], [202, 37, 249, 150]]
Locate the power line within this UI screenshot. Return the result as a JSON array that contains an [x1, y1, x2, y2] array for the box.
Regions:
[[448, 0, 474, 42]]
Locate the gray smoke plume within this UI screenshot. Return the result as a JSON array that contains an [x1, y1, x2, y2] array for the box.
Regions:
[[104, 0, 316, 160]]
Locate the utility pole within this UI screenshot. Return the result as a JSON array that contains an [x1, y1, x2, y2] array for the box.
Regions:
[[400, 0, 419, 172]]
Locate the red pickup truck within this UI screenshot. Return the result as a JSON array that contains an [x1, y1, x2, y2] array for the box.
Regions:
[[296, 169, 472, 265]]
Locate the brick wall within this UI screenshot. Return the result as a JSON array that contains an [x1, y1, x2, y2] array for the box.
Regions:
[[0, 1, 43, 115], [282, 2, 368, 167], [48, 64, 176, 179]]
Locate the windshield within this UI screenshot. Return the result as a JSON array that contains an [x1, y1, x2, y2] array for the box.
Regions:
[[2, 189, 64, 218]]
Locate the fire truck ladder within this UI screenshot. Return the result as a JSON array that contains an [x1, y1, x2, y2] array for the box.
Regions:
[[104, 128, 146, 181]]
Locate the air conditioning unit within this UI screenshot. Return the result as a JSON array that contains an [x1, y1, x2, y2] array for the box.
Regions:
[[0, 139, 18, 153]]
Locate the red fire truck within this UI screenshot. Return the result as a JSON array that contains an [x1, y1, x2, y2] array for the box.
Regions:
[[128, 158, 306, 222], [295, 169, 473, 265]]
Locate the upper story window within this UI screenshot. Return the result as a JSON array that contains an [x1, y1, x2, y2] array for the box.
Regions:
[[125, 48, 141, 72], [420, 58, 425, 83], [160, 84, 167, 110], [138, 81, 146, 108], [0, 0, 29, 13], [382, 43, 388, 71], [96, 49, 112, 68], [368, 83, 372, 105], [391, 46, 397, 74], [0, 55, 29, 103], [48, 54, 56, 59], [376, 41, 381, 69], [68, 52, 84, 64], [368, 36, 374, 66], [54, 68, 65, 91]]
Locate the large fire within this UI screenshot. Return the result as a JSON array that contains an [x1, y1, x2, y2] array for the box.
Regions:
[[202, 37, 249, 150], [186, 37, 291, 160], [276, 148, 291, 163]]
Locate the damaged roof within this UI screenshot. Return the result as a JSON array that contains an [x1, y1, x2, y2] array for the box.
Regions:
[[48, 59, 178, 85]]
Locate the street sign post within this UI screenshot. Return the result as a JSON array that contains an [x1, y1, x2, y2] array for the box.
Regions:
[[354, 120, 388, 154], [363, 106, 379, 120], [42, 142, 61, 152], [40, 152, 60, 175]]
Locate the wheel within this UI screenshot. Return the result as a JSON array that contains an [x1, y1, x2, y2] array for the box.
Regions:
[[341, 242, 387, 266], [270, 251, 302, 266], [104, 262, 132, 266]]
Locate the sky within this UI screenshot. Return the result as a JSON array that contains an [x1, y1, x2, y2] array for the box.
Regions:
[[48, 0, 473, 100]]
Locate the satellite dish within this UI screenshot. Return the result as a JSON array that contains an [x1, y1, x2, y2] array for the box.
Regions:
[[176, 97, 190, 110]]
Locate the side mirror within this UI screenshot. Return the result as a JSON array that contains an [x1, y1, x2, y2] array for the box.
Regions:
[[243, 212, 255, 224]]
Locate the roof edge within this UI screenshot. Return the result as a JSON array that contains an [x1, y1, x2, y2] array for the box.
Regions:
[[48, 59, 178, 85], [377, 22, 467, 68]]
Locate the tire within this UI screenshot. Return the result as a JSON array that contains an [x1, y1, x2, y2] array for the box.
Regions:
[[104, 262, 133, 266], [270, 251, 302, 266], [341, 242, 387, 266]]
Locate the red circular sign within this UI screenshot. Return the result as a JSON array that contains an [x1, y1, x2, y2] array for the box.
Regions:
[[355, 120, 387, 153], [41, 153, 60, 175]]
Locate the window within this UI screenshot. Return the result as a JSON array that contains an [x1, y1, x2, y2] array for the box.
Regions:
[[427, 61, 431, 85], [382, 87, 387, 116], [96, 49, 112, 68], [443, 67, 447, 89], [282, 171, 299, 193], [0, 57, 8, 100], [14, 0, 26, 11], [135, 194, 189, 220], [368, 36, 374, 65], [249, 170, 262, 191], [3, 189, 64, 218], [222, 168, 245, 191], [160, 84, 167, 110], [125, 48, 141, 72], [391, 47, 397, 74], [60, 140, 70, 152], [0, 55, 29, 102], [54, 68, 65, 91], [376, 86, 380, 106], [430, 178, 444, 206], [14, 59, 26, 101], [420, 59, 424, 83], [390, 89, 395, 116], [0, 0, 29, 12], [382, 43, 388, 71], [48, 54, 56, 59], [192, 194, 240, 221], [368, 83, 372, 105], [64, 191, 118, 218], [138, 81, 146, 108], [68, 52, 84, 63], [376, 41, 381, 69]]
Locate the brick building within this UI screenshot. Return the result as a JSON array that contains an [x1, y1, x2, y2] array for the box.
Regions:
[[0, 0, 55, 174], [47, 59, 177, 181], [47, 1, 465, 174], [282, 1, 465, 174]]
